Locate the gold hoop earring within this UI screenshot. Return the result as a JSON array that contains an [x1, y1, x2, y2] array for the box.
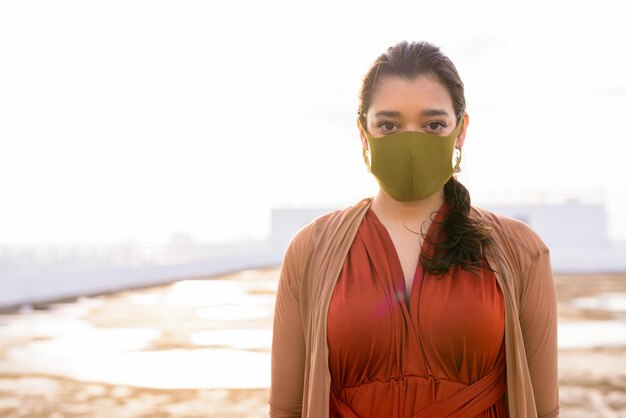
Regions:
[[362, 147, 371, 173], [453, 147, 463, 173]]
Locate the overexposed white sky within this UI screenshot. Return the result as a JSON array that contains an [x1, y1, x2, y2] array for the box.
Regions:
[[1, 0, 625, 246]]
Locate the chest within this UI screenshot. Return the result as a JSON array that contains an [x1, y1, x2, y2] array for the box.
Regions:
[[326, 225, 506, 387], [385, 228, 424, 292]]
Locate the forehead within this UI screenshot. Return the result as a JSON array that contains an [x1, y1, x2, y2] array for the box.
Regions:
[[368, 75, 454, 115]]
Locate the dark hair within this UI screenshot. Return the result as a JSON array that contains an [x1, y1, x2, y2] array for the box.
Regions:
[[358, 40, 493, 276]]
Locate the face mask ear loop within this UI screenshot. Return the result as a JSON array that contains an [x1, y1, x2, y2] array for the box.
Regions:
[[357, 116, 372, 172], [362, 147, 371, 172]]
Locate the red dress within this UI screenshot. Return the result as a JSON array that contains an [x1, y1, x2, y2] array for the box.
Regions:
[[327, 201, 507, 417]]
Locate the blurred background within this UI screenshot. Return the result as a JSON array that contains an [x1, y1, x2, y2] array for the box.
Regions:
[[1, 0, 625, 416]]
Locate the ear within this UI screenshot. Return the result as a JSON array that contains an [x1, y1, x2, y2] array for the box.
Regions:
[[357, 117, 368, 150], [455, 112, 469, 149]]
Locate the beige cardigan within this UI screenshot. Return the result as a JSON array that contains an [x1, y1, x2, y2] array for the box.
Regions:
[[269, 197, 560, 418]]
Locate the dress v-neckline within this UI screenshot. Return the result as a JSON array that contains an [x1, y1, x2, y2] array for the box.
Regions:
[[366, 202, 448, 314], [363, 204, 448, 378]]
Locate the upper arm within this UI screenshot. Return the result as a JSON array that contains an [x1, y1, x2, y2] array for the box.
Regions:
[[518, 248, 560, 418], [268, 227, 310, 418]]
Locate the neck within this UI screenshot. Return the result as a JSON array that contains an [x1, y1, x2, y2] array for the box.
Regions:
[[371, 188, 445, 230]]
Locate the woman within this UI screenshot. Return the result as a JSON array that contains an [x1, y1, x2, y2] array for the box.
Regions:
[[269, 41, 559, 418]]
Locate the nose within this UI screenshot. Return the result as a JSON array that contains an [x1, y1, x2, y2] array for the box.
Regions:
[[404, 122, 422, 132]]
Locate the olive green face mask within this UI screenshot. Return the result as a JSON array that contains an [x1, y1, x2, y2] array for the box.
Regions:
[[359, 118, 463, 202]]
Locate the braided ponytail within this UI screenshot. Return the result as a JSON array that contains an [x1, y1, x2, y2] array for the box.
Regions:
[[420, 177, 493, 276]]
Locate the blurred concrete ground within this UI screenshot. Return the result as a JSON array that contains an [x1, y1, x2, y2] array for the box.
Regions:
[[0, 269, 625, 417]]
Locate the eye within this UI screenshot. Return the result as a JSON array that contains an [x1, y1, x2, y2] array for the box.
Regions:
[[377, 121, 398, 133], [424, 120, 447, 133]]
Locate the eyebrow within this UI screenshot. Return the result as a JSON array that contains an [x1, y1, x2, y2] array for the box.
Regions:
[[373, 108, 451, 118], [374, 110, 401, 118], [422, 108, 450, 117]]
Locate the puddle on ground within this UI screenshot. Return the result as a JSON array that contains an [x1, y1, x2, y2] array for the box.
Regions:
[[0, 343, 269, 389], [190, 329, 272, 350], [560, 292, 626, 348], [0, 274, 275, 389], [164, 279, 277, 307], [570, 292, 626, 312], [196, 305, 273, 321], [558, 320, 626, 349], [165, 280, 245, 307], [126, 293, 162, 305]]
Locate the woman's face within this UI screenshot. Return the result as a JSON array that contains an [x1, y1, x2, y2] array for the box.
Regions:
[[358, 75, 468, 150]]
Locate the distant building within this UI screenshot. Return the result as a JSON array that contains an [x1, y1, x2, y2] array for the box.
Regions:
[[484, 200, 625, 273], [485, 200, 608, 250]]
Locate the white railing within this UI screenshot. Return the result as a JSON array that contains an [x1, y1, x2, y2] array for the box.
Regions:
[[0, 241, 286, 309], [0, 241, 273, 274]]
